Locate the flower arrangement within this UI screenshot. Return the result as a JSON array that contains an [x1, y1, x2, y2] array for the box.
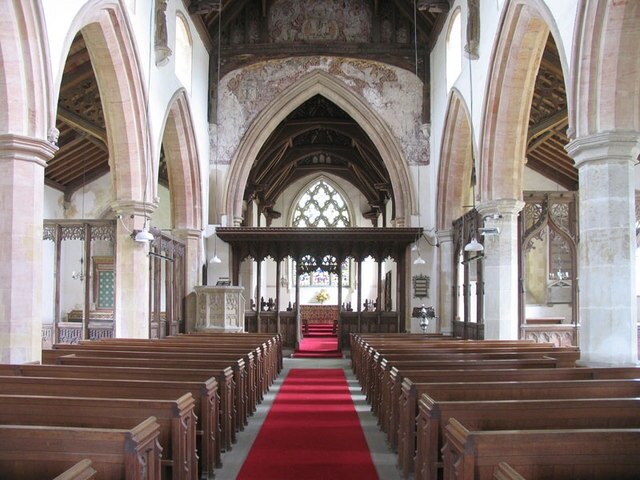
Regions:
[[315, 289, 330, 304]]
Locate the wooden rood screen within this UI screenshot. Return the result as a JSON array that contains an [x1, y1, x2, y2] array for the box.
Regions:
[[42, 221, 187, 345]]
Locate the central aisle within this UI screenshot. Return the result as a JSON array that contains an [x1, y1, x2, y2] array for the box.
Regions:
[[216, 357, 401, 480], [237, 368, 378, 479]]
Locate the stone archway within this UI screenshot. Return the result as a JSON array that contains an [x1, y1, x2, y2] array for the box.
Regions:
[[0, 0, 53, 138], [66, 1, 152, 338], [223, 70, 414, 227], [477, 0, 565, 340], [436, 88, 473, 231], [161, 89, 204, 294], [479, 0, 567, 201], [68, 1, 151, 204], [435, 88, 473, 335]]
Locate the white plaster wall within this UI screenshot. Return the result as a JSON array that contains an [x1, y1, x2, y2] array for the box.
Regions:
[[523, 166, 567, 191], [43, 185, 65, 219], [151, 184, 172, 230]]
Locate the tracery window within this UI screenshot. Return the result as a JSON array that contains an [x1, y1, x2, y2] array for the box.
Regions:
[[292, 180, 350, 228], [446, 9, 462, 91], [292, 180, 351, 286], [175, 14, 192, 90]]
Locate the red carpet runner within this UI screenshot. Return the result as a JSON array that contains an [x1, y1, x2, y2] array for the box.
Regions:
[[293, 323, 342, 358], [237, 369, 379, 479]]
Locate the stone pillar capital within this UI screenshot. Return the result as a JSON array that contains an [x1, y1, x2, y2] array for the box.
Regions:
[[436, 229, 453, 244], [565, 130, 640, 168], [173, 227, 203, 242], [477, 199, 525, 219], [110, 199, 158, 219], [0, 134, 57, 167]]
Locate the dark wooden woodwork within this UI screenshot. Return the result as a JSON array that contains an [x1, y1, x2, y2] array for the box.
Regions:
[[0, 417, 161, 480]]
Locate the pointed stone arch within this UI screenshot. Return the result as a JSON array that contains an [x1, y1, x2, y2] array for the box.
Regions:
[[570, 0, 640, 136], [479, 0, 567, 200], [161, 89, 203, 232], [0, 0, 53, 138], [66, 0, 151, 204], [223, 70, 414, 226], [436, 88, 473, 230]]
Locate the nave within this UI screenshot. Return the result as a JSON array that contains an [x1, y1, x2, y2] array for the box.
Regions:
[[217, 356, 399, 480]]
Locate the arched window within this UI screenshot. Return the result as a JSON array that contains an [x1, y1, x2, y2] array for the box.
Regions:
[[446, 9, 462, 91], [292, 179, 351, 228], [175, 14, 192, 90], [291, 179, 351, 286]]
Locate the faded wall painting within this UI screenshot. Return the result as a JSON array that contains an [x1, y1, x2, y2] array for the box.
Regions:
[[269, 0, 371, 43]]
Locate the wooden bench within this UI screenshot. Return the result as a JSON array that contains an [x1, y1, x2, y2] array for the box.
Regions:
[[369, 351, 571, 420], [0, 416, 161, 480], [383, 365, 640, 451], [493, 463, 526, 480], [53, 459, 97, 480], [45, 345, 250, 428], [0, 393, 197, 480], [73, 340, 261, 413], [0, 375, 219, 479], [45, 351, 240, 447], [443, 418, 640, 480], [397, 378, 640, 476], [417, 396, 640, 480], [81, 336, 276, 400]]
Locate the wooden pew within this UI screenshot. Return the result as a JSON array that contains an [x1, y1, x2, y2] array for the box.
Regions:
[[75, 340, 261, 413], [417, 396, 640, 480], [383, 366, 640, 451], [397, 378, 640, 477], [44, 350, 240, 443], [369, 353, 566, 422], [0, 417, 161, 480], [82, 335, 278, 401], [53, 459, 97, 480], [45, 345, 250, 427], [493, 463, 526, 480], [0, 393, 197, 480], [442, 418, 640, 480], [0, 375, 219, 479]]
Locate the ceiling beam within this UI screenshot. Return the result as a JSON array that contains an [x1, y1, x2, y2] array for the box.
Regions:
[[527, 108, 568, 141], [57, 107, 108, 144]]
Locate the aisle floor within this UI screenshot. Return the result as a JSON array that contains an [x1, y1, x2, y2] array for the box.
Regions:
[[215, 356, 402, 480]]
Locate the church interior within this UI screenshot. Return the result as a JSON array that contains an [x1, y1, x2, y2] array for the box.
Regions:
[[1, 0, 639, 478]]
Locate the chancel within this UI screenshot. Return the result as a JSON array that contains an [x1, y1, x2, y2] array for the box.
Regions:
[[1, 0, 639, 478]]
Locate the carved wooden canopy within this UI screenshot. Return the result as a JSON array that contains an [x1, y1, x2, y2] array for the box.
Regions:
[[216, 226, 422, 263]]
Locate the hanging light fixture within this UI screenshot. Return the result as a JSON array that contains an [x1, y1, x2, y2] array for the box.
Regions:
[[209, 231, 222, 264], [463, 45, 483, 254], [209, 0, 223, 265]]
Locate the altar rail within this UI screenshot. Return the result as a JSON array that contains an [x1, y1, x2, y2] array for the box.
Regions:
[[300, 305, 339, 324]]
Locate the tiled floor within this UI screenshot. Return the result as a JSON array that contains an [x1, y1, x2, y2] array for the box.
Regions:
[[215, 355, 402, 480]]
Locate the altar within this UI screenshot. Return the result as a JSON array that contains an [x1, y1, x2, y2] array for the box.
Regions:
[[300, 305, 339, 324]]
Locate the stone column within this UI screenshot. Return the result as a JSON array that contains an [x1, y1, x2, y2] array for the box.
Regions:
[[437, 230, 454, 335], [111, 200, 156, 338], [0, 134, 56, 362], [477, 199, 525, 340], [566, 131, 640, 365], [175, 227, 202, 333]]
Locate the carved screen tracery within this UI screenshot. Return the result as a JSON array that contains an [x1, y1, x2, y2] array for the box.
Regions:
[[520, 191, 578, 326]]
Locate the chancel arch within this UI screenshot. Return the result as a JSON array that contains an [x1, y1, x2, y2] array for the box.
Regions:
[[223, 70, 415, 227]]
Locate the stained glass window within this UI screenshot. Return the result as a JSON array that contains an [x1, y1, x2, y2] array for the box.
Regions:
[[292, 180, 351, 286]]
